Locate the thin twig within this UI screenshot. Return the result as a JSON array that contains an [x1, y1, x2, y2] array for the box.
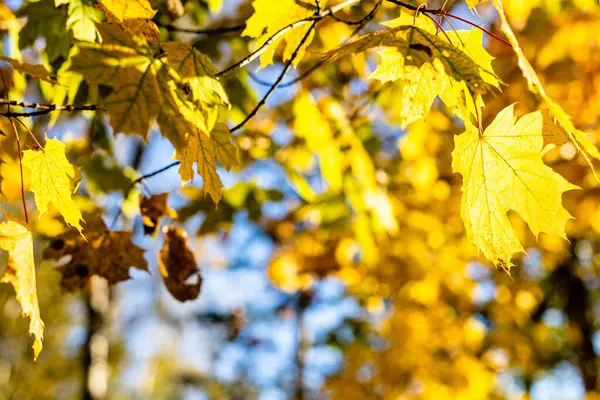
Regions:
[[109, 161, 181, 229], [440, 12, 511, 47], [14, 118, 43, 149], [230, 21, 318, 133], [247, 1, 381, 89], [329, 0, 381, 25], [384, 0, 511, 47], [216, 0, 363, 78], [423, 12, 452, 43], [0, 72, 28, 224], [0, 99, 101, 118]]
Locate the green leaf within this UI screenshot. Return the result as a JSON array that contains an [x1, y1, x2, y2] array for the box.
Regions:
[[17, 0, 72, 62]]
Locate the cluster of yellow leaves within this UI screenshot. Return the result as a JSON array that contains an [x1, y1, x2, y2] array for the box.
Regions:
[[324, 13, 498, 128], [70, 23, 237, 202]]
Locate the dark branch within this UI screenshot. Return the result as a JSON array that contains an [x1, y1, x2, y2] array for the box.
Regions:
[[230, 21, 318, 133], [0, 99, 102, 118], [247, 1, 380, 89], [329, 0, 381, 25]]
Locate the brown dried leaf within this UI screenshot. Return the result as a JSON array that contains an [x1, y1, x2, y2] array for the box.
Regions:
[[139, 193, 176, 236], [42, 217, 148, 291], [158, 226, 202, 302]]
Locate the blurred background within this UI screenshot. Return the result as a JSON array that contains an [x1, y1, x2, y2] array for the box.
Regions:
[[2, 0, 600, 399]]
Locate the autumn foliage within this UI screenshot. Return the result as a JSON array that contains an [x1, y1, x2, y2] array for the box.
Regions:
[[1, 0, 600, 398]]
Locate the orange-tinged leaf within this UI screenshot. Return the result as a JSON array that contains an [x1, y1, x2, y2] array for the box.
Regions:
[[22, 137, 84, 233], [158, 226, 202, 302], [0, 219, 44, 359], [452, 105, 579, 273]]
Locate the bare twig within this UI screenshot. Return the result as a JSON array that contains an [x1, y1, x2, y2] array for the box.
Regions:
[[14, 118, 43, 149], [0, 99, 101, 118], [216, 0, 363, 78], [230, 21, 318, 133], [248, 1, 380, 89]]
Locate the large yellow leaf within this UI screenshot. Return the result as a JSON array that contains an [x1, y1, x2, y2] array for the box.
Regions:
[[22, 137, 84, 233], [242, 0, 321, 67], [0, 219, 44, 359], [493, 0, 600, 176], [452, 105, 578, 272]]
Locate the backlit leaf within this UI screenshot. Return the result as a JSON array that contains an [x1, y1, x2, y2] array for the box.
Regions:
[[0, 218, 44, 359], [493, 0, 600, 177], [22, 137, 84, 233], [452, 105, 578, 272], [97, 0, 159, 42]]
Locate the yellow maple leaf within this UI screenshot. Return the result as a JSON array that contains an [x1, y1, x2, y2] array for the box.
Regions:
[[22, 137, 84, 233], [493, 0, 600, 177], [452, 105, 578, 272], [98, 0, 159, 42], [0, 219, 44, 359], [242, 0, 322, 67]]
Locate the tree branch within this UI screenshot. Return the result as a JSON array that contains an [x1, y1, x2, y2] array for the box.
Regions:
[[216, 0, 364, 78], [230, 21, 318, 133], [0, 99, 102, 118]]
